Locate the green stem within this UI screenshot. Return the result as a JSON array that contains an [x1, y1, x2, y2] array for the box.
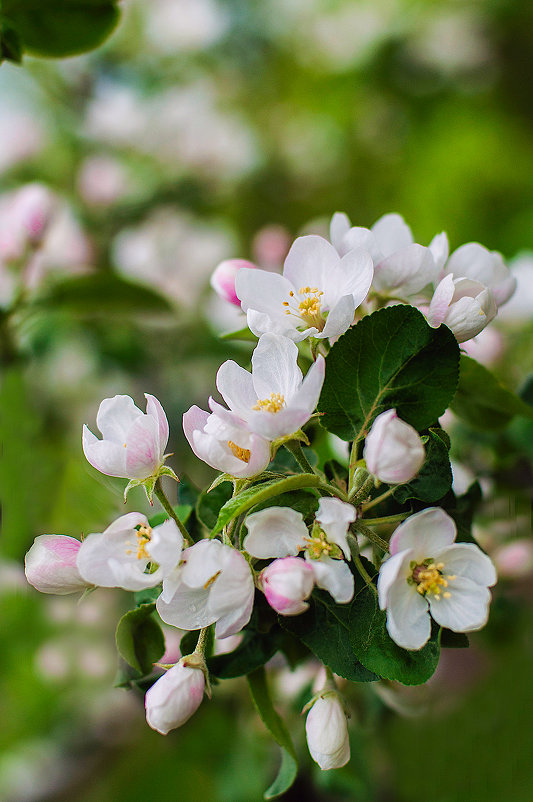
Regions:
[[347, 532, 378, 596], [154, 478, 192, 545], [364, 512, 409, 526], [194, 626, 211, 656], [284, 440, 318, 474], [361, 486, 396, 511], [351, 521, 389, 552], [349, 474, 375, 505]]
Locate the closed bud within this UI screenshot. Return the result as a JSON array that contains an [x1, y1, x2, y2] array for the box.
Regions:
[[145, 660, 205, 735], [428, 274, 497, 343], [364, 409, 425, 485], [210, 258, 258, 306], [305, 692, 350, 770], [261, 557, 315, 615], [24, 535, 87, 595]]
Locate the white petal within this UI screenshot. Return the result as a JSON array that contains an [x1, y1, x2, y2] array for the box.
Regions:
[[374, 244, 437, 296], [428, 576, 492, 632], [386, 580, 431, 650], [372, 213, 413, 256], [125, 414, 162, 478], [244, 506, 308, 558], [251, 333, 302, 400], [321, 294, 356, 339], [329, 247, 374, 307], [157, 583, 215, 630], [247, 406, 311, 440], [310, 557, 354, 603], [180, 540, 226, 588], [82, 425, 127, 477], [148, 519, 184, 577], [289, 354, 325, 416], [341, 227, 380, 261], [329, 212, 351, 253], [428, 274, 456, 328], [95, 395, 143, 443], [434, 543, 497, 587], [235, 267, 294, 320], [389, 508, 456, 561], [216, 360, 256, 417], [315, 497, 356, 558], [145, 393, 169, 454], [428, 231, 449, 272], [283, 235, 338, 291], [377, 550, 412, 610]]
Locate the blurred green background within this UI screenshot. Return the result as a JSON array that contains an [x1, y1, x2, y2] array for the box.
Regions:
[[1, 0, 533, 799]]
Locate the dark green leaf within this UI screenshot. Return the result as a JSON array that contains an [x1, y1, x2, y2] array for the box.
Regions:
[[451, 355, 533, 430], [252, 489, 319, 519], [392, 428, 452, 503], [3, 1, 120, 59], [208, 631, 281, 679], [196, 482, 233, 530], [318, 305, 460, 441], [115, 603, 165, 676], [519, 374, 533, 407], [133, 586, 162, 607], [441, 482, 482, 545], [440, 629, 469, 649], [247, 667, 298, 799], [0, 18, 22, 62]]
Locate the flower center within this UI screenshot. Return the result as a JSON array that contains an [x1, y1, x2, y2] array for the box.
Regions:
[[252, 392, 286, 414], [283, 286, 325, 331], [410, 559, 456, 599], [304, 524, 342, 561], [227, 440, 251, 463], [124, 524, 153, 561]]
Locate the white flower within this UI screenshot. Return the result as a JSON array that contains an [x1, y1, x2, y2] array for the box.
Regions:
[[444, 242, 516, 306], [210, 258, 258, 306], [82, 394, 169, 479], [261, 557, 315, 615], [215, 333, 325, 440], [235, 234, 373, 342], [305, 692, 350, 770], [244, 497, 356, 604], [377, 507, 497, 650], [157, 539, 255, 638], [24, 535, 87, 595], [427, 274, 497, 343], [364, 409, 425, 484], [145, 659, 205, 735], [182, 404, 271, 478], [76, 513, 183, 591], [330, 212, 442, 298]]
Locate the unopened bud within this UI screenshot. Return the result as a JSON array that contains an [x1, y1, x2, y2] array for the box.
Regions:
[[305, 691, 350, 770], [261, 557, 315, 616], [210, 258, 258, 306], [145, 659, 205, 735], [364, 409, 425, 485], [24, 535, 87, 594]]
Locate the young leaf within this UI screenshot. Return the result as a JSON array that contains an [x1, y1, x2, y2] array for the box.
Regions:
[[247, 667, 298, 799], [451, 355, 533, 430], [196, 482, 233, 530], [392, 428, 452, 503], [318, 305, 460, 441], [115, 603, 165, 676]]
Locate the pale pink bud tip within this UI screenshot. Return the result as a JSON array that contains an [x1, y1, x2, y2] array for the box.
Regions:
[[364, 409, 425, 485], [210, 258, 258, 306], [145, 661, 205, 735], [261, 557, 315, 615], [24, 535, 87, 595]]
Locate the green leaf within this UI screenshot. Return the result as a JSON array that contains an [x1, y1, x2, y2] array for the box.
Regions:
[[148, 504, 192, 529], [392, 428, 452, 503], [451, 355, 533, 430], [247, 667, 298, 799], [133, 587, 162, 607], [3, 1, 120, 59], [280, 601, 378, 683], [208, 631, 281, 679], [440, 629, 469, 649], [196, 482, 233, 530], [441, 482, 482, 545], [0, 18, 22, 62], [318, 305, 460, 441], [115, 603, 165, 676], [211, 474, 323, 535]]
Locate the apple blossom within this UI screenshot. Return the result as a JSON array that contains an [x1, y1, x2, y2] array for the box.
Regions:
[[210, 258, 258, 306], [82, 393, 169, 480], [183, 404, 271, 478], [157, 539, 255, 638], [427, 274, 497, 343], [215, 333, 325, 440], [76, 513, 183, 591], [235, 234, 373, 342], [330, 212, 441, 298], [25, 535, 87, 595], [244, 497, 356, 604], [444, 242, 516, 306], [305, 692, 350, 770], [378, 507, 497, 650], [145, 659, 205, 735], [364, 409, 425, 485], [261, 557, 315, 615]]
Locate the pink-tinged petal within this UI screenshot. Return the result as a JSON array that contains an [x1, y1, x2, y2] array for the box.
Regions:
[[103, 512, 148, 535], [331, 248, 374, 307], [493, 274, 517, 307], [95, 395, 143, 442], [364, 409, 425, 485], [262, 557, 315, 615], [244, 507, 308, 558], [329, 212, 351, 253], [386, 580, 431, 650], [235, 267, 294, 319], [310, 557, 354, 603], [377, 550, 413, 610], [374, 244, 437, 296], [321, 294, 356, 340], [283, 235, 338, 292], [82, 425, 127, 476], [434, 543, 497, 587], [180, 540, 225, 588], [216, 360, 257, 416], [341, 227, 380, 261], [316, 497, 356, 559], [145, 393, 169, 454], [125, 414, 162, 479], [444, 292, 497, 343], [210, 259, 258, 306], [428, 232, 449, 272], [145, 661, 205, 734], [247, 406, 309, 440], [157, 584, 215, 630], [372, 213, 413, 256], [251, 333, 302, 400], [215, 587, 254, 638], [428, 576, 492, 632], [207, 398, 248, 427], [389, 508, 456, 560], [289, 354, 325, 416], [446, 242, 516, 306], [24, 535, 86, 595], [147, 519, 184, 576], [245, 308, 308, 340], [428, 274, 456, 328], [183, 405, 210, 460]]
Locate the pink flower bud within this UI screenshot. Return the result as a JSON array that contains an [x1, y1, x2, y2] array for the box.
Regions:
[[261, 557, 315, 616], [24, 535, 87, 595], [493, 540, 533, 578], [210, 258, 258, 306], [145, 660, 205, 735], [364, 409, 425, 485], [305, 692, 350, 770]]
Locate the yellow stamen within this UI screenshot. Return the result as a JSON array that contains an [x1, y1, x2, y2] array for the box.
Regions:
[[227, 440, 251, 463], [411, 559, 455, 599], [252, 392, 286, 414], [284, 286, 325, 330], [135, 524, 152, 561], [204, 570, 222, 590]]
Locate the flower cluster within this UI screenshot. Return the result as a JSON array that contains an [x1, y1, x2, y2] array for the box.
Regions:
[[24, 210, 503, 781]]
